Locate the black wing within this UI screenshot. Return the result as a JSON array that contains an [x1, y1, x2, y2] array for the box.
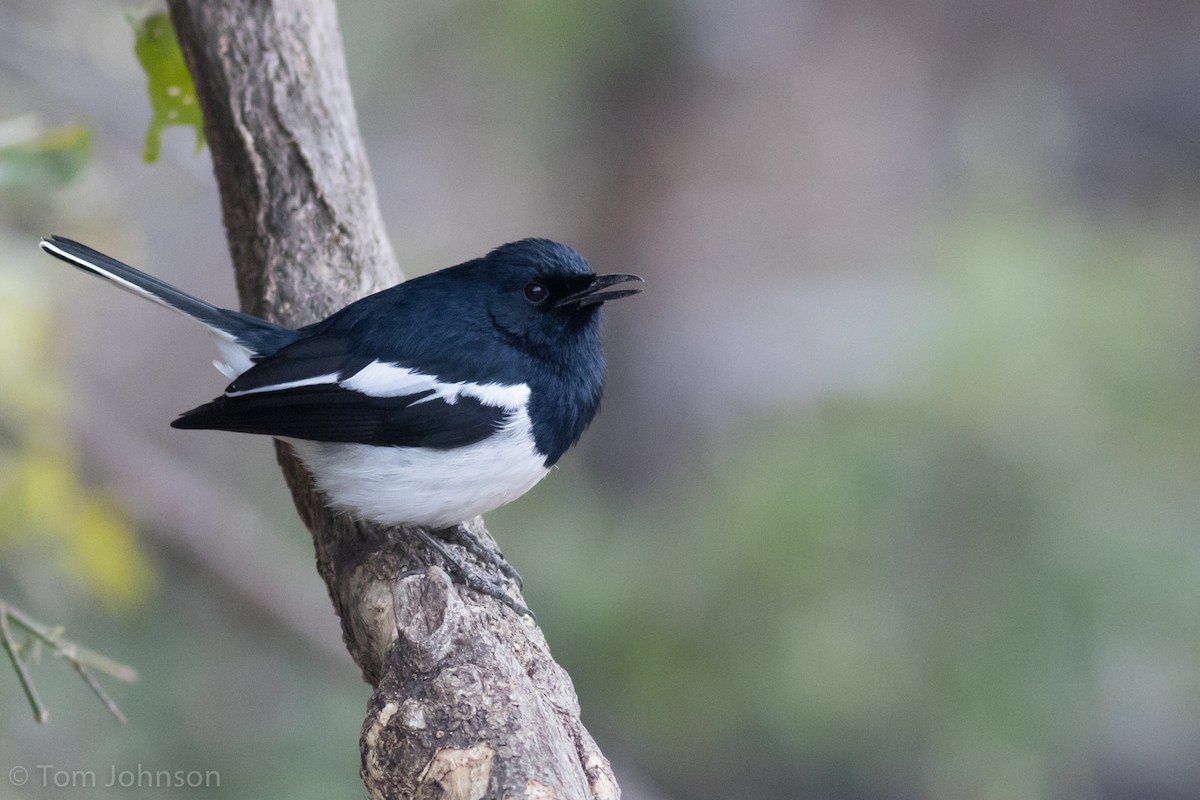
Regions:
[[224, 333, 369, 394], [172, 385, 505, 448], [172, 335, 508, 449]]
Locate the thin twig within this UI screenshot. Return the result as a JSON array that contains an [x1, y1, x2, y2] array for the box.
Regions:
[[3, 603, 138, 683], [0, 600, 136, 723], [0, 608, 49, 723], [72, 661, 128, 724]]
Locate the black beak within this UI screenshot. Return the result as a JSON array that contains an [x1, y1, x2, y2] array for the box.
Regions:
[[555, 273, 645, 309]]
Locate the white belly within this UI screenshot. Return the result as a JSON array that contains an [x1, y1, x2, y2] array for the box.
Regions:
[[283, 409, 550, 529]]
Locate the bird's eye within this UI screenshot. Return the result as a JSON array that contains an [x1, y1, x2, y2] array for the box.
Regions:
[[523, 282, 549, 305]]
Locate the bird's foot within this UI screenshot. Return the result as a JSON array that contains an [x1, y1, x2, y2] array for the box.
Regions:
[[409, 527, 533, 619], [438, 524, 524, 589]]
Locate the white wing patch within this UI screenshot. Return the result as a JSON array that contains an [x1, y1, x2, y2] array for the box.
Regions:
[[340, 360, 530, 409], [220, 360, 531, 418], [339, 360, 438, 397]]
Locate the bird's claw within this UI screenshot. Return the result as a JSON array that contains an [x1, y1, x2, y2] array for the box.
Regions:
[[441, 524, 524, 589], [409, 527, 533, 619]]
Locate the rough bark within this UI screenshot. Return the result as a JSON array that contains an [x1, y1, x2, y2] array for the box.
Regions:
[[164, 2, 619, 798]]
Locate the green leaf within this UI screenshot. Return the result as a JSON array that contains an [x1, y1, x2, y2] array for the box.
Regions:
[[0, 123, 92, 188], [129, 11, 205, 163]]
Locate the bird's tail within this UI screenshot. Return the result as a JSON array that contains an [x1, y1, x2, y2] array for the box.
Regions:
[[40, 235, 296, 377]]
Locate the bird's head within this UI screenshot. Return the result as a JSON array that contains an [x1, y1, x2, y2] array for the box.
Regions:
[[479, 239, 643, 357]]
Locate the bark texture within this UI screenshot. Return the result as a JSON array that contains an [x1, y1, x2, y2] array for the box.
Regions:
[[164, 2, 619, 797]]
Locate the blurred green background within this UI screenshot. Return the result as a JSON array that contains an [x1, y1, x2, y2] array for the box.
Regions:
[[3, 1, 1200, 798]]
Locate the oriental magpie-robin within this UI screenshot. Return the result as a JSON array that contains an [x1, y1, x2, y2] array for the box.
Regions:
[[40, 235, 641, 613]]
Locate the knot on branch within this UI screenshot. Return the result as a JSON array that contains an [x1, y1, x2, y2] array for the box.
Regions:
[[393, 566, 466, 670]]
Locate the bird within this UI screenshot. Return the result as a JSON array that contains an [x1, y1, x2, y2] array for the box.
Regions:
[[40, 235, 642, 612]]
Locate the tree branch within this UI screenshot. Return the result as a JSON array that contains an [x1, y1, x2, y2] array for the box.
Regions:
[[163, 1, 619, 797]]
